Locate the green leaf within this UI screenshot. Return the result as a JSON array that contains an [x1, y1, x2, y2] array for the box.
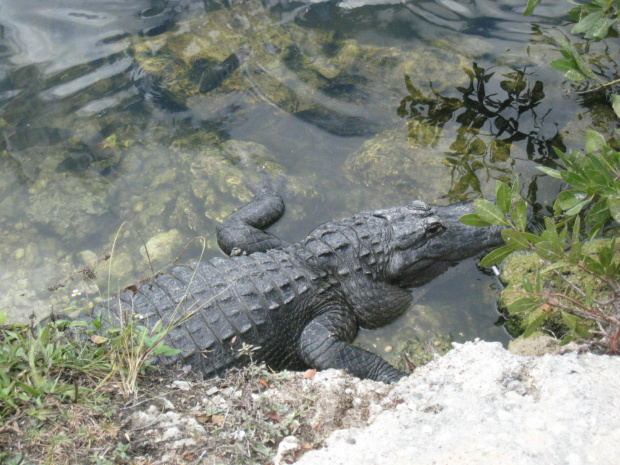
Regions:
[[561, 311, 579, 331], [536, 166, 562, 178], [561, 171, 590, 189], [585, 199, 611, 230], [574, 322, 592, 338], [507, 296, 540, 315], [587, 16, 614, 40], [599, 244, 613, 268], [560, 334, 575, 346], [571, 216, 581, 254], [524, 232, 542, 244], [584, 256, 605, 275], [586, 130, 607, 153], [496, 181, 511, 214], [588, 226, 602, 240], [568, 241, 583, 264], [523, 312, 548, 338], [612, 94, 620, 119], [510, 198, 528, 231], [535, 241, 566, 262], [550, 58, 578, 73], [554, 190, 588, 211], [568, 215, 582, 259], [562, 311, 592, 338], [571, 10, 605, 35], [511, 176, 521, 199], [151, 345, 182, 357], [553, 146, 570, 167], [522, 276, 534, 294], [565, 198, 593, 216], [523, 0, 541, 16], [555, 35, 599, 82], [608, 197, 620, 223], [0, 310, 6, 326], [599, 147, 620, 176], [473, 199, 509, 226], [542, 217, 559, 243], [459, 213, 493, 227], [479, 245, 514, 267], [585, 153, 615, 186], [565, 69, 586, 82], [502, 229, 530, 250]]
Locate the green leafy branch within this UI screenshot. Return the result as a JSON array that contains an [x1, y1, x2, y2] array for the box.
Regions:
[[538, 130, 620, 236], [525, 0, 620, 117], [461, 130, 620, 351]]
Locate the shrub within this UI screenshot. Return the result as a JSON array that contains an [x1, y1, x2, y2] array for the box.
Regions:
[[462, 130, 619, 351]]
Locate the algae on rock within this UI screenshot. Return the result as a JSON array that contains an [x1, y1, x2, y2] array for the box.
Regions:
[[342, 126, 454, 207], [130, 0, 472, 127]]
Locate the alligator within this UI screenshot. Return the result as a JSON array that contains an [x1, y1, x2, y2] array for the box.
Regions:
[[95, 189, 505, 383]]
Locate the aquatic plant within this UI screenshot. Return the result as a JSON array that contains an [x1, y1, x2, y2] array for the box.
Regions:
[[397, 65, 561, 202]]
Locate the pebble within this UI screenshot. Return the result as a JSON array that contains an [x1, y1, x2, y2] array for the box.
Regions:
[[172, 380, 191, 391]]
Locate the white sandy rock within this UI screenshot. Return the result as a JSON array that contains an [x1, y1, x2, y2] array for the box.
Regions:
[[296, 341, 620, 465], [274, 436, 301, 465]]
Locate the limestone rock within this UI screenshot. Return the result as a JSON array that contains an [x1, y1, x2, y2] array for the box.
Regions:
[[297, 341, 620, 465]]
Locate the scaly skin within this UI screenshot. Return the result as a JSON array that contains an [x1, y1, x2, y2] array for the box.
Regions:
[[97, 189, 504, 383]]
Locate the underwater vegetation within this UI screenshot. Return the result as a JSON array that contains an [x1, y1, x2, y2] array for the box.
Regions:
[[397, 64, 567, 203]]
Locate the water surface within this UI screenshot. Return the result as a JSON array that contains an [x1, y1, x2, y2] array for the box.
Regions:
[[1, 0, 617, 352]]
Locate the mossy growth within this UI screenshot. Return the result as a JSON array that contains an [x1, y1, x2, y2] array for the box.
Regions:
[[498, 239, 619, 339]]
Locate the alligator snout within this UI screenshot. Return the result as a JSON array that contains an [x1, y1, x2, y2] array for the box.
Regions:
[[431, 201, 506, 260]]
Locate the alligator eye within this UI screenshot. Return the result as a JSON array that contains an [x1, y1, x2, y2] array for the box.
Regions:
[[426, 222, 445, 238]]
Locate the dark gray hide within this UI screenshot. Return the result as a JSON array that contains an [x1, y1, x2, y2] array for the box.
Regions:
[[94, 190, 504, 383]]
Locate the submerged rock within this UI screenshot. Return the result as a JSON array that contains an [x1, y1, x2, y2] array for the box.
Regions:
[[342, 127, 453, 207], [129, 0, 471, 130], [25, 177, 111, 243], [140, 229, 185, 266], [1, 0, 487, 326]]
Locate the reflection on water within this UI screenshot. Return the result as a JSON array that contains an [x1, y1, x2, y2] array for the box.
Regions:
[[0, 0, 616, 353], [397, 63, 565, 202]]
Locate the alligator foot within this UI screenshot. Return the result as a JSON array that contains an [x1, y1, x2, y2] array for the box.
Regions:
[[217, 171, 288, 255]]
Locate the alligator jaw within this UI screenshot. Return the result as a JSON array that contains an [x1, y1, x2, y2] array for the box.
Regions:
[[385, 201, 506, 288]]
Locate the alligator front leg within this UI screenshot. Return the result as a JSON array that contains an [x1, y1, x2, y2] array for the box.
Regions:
[[298, 311, 407, 383], [217, 189, 287, 255]]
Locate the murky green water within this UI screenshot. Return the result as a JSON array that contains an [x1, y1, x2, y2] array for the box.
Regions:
[[0, 0, 617, 352]]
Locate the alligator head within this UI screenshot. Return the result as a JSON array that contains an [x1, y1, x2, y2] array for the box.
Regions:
[[366, 200, 506, 288]]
